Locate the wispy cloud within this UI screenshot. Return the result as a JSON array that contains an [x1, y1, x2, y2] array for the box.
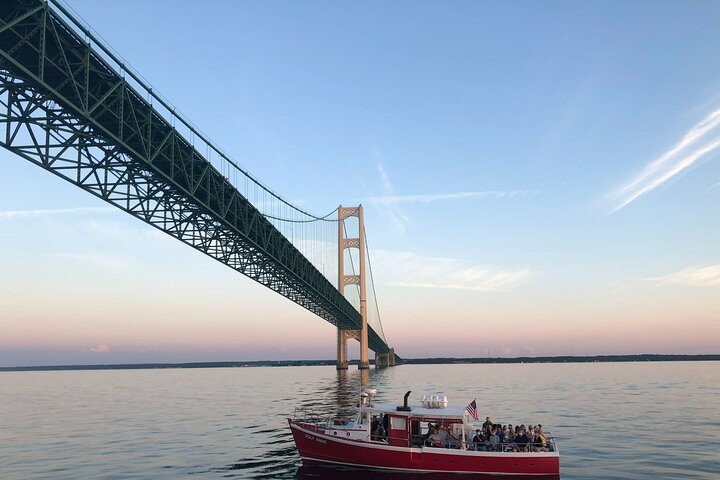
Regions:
[[371, 190, 534, 205], [45, 252, 132, 271], [609, 106, 720, 213], [650, 264, 720, 287], [368, 151, 533, 230], [89, 344, 110, 353], [370, 155, 410, 232], [0, 207, 115, 218], [372, 249, 529, 292]]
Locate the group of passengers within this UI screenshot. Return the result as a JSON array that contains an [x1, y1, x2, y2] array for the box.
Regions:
[[421, 416, 549, 452], [471, 416, 550, 452], [423, 423, 461, 448]]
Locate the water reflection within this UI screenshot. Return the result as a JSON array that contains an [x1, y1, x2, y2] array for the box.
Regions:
[[360, 368, 369, 388], [297, 465, 560, 480]]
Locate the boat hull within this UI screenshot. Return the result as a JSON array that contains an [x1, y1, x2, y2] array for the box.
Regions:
[[289, 419, 560, 476]]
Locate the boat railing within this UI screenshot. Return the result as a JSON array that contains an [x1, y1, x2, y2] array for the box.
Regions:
[[466, 433, 557, 453], [292, 407, 327, 427], [292, 407, 359, 430]]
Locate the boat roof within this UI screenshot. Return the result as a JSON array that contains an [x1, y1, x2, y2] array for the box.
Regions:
[[366, 403, 467, 420]]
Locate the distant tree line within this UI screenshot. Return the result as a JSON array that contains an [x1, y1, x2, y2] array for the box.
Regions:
[[1, 354, 717, 372]]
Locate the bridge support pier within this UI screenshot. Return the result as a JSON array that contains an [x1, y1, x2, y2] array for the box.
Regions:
[[375, 348, 395, 369], [336, 329, 348, 370], [336, 328, 360, 370], [338, 205, 370, 370]]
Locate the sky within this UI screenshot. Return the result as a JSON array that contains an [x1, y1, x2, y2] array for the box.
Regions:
[[1, 0, 720, 366]]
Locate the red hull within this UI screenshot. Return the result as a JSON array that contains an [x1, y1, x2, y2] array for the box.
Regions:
[[289, 419, 560, 476]]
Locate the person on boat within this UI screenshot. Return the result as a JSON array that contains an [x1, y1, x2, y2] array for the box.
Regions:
[[471, 429, 485, 451], [527, 425, 535, 448], [488, 427, 500, 451], [515, 426, 529, 452], [423, 425, 438, 447], [423, 425, 433, 446], [532, 425, 547, 452], [446, 424, 461, 449], [497, 424, 505, 446], [482, 416, 493, 434], [537, 425, 552, 451], [427, 426, 443, 448], [372, 422, 386, 442], [505, 428, 516, 452], [436, 423, 449, 445]]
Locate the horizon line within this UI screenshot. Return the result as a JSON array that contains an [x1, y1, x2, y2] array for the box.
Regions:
[[2, 353, 718, 372]]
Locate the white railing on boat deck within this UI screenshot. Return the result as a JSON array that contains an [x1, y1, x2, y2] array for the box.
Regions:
[[292, 407, 329, 426], [292, 408, 358, 429], [463, 434, 557, 453]]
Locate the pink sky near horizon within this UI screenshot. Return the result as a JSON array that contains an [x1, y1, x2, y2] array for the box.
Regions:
[[2, 242, 718, 367]]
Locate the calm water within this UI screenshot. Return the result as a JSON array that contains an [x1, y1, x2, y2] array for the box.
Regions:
[[1, 362, 718, 479]]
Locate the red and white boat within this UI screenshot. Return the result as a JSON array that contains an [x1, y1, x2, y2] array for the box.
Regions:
[[288, 389, 560, 476]]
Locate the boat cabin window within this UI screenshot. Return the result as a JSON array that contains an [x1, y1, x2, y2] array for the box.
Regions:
[[390, 416, 406, 431]]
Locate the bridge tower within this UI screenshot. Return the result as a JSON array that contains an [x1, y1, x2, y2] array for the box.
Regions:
[[337, 206, 370, 370]]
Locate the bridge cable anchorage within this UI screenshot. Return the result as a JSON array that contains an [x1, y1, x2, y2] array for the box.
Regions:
[[364, 230, 388, 345]]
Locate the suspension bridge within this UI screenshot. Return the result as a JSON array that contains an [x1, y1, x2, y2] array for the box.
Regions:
[[0, 0, 400, 369]]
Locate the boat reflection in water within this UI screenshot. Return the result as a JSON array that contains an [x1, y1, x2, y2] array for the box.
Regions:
[[297, 464, 560, 480]]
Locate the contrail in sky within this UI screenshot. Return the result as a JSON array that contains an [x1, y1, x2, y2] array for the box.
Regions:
[[371, 190, 532, 204], [609, 106, 720, 213]]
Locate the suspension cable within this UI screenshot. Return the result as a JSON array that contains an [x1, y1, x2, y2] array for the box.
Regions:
[[364, 229, 387, 343], [264, 207, 339, 223], [49, 0, 336, 223]]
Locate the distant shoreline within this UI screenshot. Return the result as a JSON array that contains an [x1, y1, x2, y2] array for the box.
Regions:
[[1, 354, 718, 372]]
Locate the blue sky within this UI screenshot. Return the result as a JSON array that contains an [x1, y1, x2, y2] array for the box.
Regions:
[[1, 0, 720, 366]]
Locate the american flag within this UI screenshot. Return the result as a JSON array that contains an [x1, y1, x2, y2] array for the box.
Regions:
[[466, 399, 478, 421]]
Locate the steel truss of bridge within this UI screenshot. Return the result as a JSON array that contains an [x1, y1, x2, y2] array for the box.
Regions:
[[0, 0, 400, 363]]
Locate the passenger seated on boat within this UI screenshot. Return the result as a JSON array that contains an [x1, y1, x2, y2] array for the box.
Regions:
[[514, 426, 529, 452], [505, 434, 515, 452], [532, 425, 547, 452], [372, 422, 386, 442], [422, 424, 435, 446], [527, 426, 535, 446], [471, 429, 485, 451], [424, 426, 443, 447], [436, 424, 449, 445], [488, 427, 500, 451], [446, 425, 461, 449]]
